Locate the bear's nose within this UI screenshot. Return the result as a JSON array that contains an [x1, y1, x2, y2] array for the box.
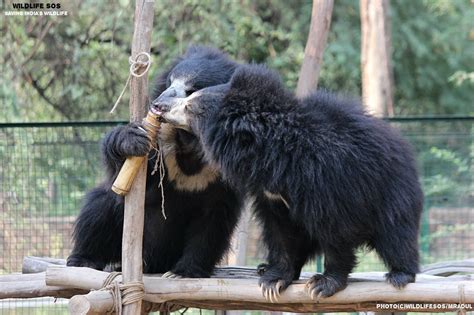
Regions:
[[151, 96, 173, 113]]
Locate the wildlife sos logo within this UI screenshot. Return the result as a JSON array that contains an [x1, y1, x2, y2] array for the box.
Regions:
[[3, 1, 68, 16]]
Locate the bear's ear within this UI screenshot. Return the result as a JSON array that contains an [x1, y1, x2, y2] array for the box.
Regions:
[[224, 115, 263, 147], [184, 45, 227, 60], [230, 64, 283, 93]]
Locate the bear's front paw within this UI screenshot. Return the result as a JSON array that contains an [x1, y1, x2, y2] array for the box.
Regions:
[[305, 273, 347, 300], [258, 266, 293, 303], [118, 123, 152, 157]]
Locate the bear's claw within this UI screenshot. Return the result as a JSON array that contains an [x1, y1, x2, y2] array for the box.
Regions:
[[259, 279, 285, 303], [305, 274, 347, 301], [162, 271, 182, 279]]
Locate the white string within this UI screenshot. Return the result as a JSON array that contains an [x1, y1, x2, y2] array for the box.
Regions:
[[151, 146, 167, 220], [109, 52, 152, 114]]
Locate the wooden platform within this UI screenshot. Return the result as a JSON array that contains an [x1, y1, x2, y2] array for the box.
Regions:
[[1, 257, 473, 313]]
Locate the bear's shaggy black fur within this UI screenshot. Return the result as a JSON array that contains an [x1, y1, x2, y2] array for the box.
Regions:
[[159, 64, 423, 298], [67, 47, 243, 278]]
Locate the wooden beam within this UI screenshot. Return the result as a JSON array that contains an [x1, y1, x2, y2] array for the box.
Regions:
[[122, 0, 155, 314], [22, 256, 66, 274], [0, 272, 85, 299], [45, 266, 474, 312], [422, 258, 474, 276], [69, 291, 114, 315]]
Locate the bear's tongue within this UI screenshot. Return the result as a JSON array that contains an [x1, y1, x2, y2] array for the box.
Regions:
[[150, 107, 162, 115]]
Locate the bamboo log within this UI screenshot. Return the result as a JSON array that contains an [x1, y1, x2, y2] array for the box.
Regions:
[[111, 111, 161, 196], [122, 0, 155, 314], [45, 266, 474, 309]]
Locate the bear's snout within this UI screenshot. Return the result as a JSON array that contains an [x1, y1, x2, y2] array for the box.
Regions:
[[158, 98, 191, 131]]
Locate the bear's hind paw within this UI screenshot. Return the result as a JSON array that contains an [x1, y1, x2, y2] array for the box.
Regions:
[[385, 271, 416, 288]]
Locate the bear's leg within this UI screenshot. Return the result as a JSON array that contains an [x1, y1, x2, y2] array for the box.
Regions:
[[374, 226, 419, 288], [306, 246, 356, 299], [161, 201, 241, 278], [67, 187, 123, 270], [256, 201, 312, 302]]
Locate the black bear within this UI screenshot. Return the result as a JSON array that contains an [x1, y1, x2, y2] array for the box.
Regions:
[[158, 64, 423, 299], [67, 46, 243, 278]]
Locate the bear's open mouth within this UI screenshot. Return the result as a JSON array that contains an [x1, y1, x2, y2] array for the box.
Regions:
[[150, 106, 163, 116]]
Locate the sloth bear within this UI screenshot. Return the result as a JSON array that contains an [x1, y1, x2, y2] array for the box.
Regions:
[[158, 64, 423, 299], [67, 46, 243, 278]]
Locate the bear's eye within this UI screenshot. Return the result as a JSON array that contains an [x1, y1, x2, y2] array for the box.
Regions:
[[185, 89, 197, 97]]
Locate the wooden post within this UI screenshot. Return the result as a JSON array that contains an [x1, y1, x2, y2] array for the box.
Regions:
[[227, 201, 252, 266], [122, 0, 155, 314], [295, 0, 334, 98], [360, 0, 394, 117]]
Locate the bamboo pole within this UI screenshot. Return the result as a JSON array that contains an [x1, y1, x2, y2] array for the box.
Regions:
[[122, 0, 155, 314]]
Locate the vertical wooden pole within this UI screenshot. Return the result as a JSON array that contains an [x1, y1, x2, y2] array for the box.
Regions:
[[360, 0, 394, 117], [122, 0, 155, 314], [227, 202, 251, 266], [295, 0, 334, 98]]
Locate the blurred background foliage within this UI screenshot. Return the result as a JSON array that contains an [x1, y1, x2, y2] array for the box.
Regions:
[[1, 0, 473, 123], [0, 2, 473, 312]]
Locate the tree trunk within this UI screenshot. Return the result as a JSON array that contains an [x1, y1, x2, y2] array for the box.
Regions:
[[295, 0, 334, 98], [360, 0, 394, 117]]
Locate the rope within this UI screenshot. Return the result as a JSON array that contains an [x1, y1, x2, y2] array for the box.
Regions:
[[151, 146, 167, 219], [102, 271, 122, 287], [99, 272, 145, 315], [110, 52, 152, 114]]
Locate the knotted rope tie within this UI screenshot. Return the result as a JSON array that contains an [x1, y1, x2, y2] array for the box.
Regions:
[[108, 51, 167, 219], [100, 272, 145, 315], [457, 284, 466, 315], [110, 52, 152, 113]]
